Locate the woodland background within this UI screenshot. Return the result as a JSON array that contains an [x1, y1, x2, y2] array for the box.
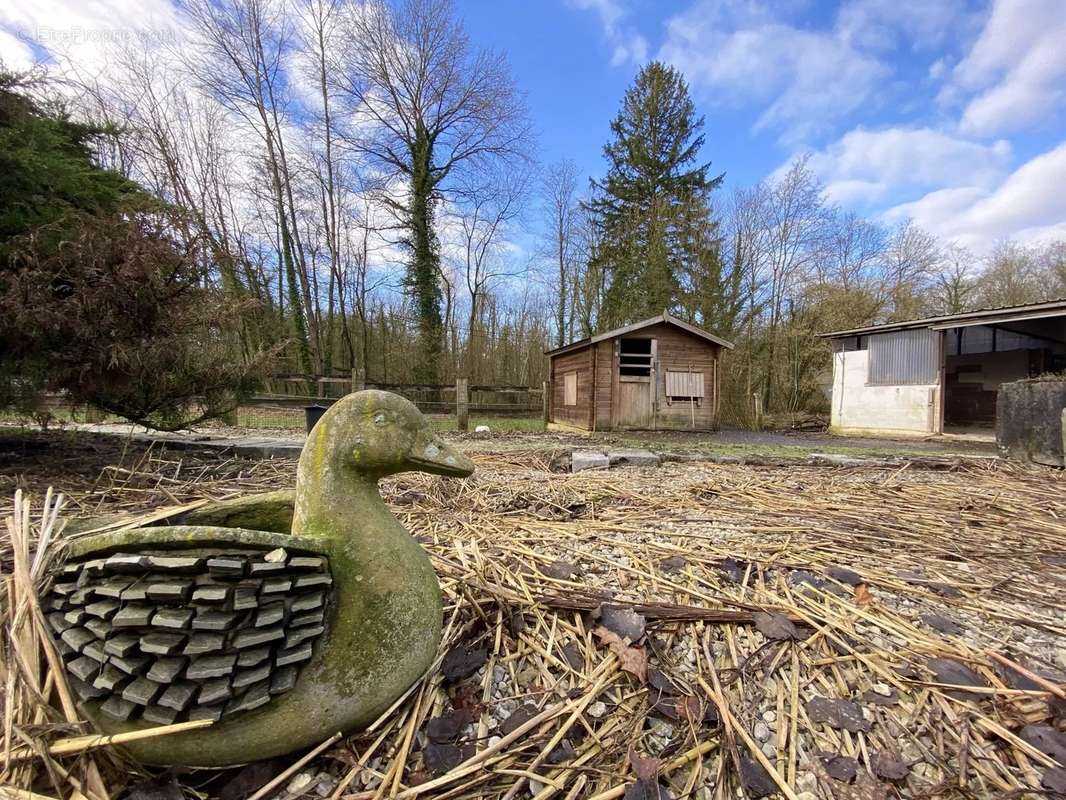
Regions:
[[1, 0, 1064, 429]]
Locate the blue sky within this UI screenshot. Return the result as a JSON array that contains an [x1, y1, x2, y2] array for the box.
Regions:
[[459, 0, 1066, 253], [3, 0, 1065, 254]]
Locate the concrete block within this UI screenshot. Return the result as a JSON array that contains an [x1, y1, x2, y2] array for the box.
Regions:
[[607, 449, 661, 467], [571, 450, 609, 472]]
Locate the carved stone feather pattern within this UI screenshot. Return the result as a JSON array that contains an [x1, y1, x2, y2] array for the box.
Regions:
[[44, 547, 332, 725]]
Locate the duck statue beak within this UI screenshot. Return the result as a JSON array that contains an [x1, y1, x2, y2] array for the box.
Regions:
[[405, 430, 475, 477]]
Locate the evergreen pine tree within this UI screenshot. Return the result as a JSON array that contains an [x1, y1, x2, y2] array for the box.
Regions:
[[588, 62, 722, 327]]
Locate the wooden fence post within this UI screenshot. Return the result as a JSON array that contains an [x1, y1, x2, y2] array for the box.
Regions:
[[456, 378, 469, 431], [542, 381, 550, 424], [351, 366, 366, 394]]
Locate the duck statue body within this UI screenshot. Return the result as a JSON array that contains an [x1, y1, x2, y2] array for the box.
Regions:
[[45, 391, 474, 767]]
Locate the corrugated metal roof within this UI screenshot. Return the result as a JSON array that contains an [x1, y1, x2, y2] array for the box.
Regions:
[[545, 312, 735, 356], [820, 298, 1066, 339]]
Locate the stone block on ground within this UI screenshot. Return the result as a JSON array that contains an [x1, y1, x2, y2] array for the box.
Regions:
[[607, 449, 662, 467], [571, 450, 610, 472]]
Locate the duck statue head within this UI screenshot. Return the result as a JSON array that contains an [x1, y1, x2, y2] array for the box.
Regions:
[[46, 390, 474, 767]]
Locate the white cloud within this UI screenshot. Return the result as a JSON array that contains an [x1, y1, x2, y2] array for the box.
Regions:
[[944, 0, 1066, 135], [0, 0, 181, 77], [801, 126, 1012, 205], [0, 27, 35, 70], [659, 2, 888, 143], [567, 0, 648, 67], [884, 141, 1066, 251], [835, 0, 972, 51]]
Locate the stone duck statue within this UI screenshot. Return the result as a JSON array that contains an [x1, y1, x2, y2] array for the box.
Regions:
[[45, 391, 474, 767]]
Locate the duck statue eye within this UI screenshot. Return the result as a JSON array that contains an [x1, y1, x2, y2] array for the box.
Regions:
[[372, 411, 388, 427]]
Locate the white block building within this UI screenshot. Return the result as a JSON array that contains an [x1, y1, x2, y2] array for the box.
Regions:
[[821, 300, 1066, 437]]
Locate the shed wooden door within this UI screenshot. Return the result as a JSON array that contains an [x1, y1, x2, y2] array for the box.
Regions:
[[617, 377, 652, 428]]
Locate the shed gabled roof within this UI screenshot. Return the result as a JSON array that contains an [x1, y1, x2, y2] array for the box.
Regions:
[[545, 312, 735, 357], [819, 298, 1066, 339]]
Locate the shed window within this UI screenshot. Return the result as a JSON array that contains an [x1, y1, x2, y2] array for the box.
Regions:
[[666, 371, 705, 402], [563, 372, 578, 406], [868, 329, 939, 385], [619, 338, 652, 376]]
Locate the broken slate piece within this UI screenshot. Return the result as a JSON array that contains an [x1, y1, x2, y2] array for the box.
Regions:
[[255, 602, 286, 628], [570, 450, 609, 472], [93, 580, 131, 599], [142, 704, 180, 725], [192, 610, 238, 632], [275, 643, 313, 667], [870, 752, 909, 781], [819, 753, 858, 782], [120, 585, 148, 602], [61, 627, 95, 652], [158, 681, 198, 711], [82, 640, 108, 663], [104, 633, 140, 658], [233, 663, 271, 688], [99, 696, 138, 721], [84, 619, 111, 640], [269, 666, 298, 695], [192, 585, 230, 604], [112, 605, 154, 628], [110, 654, 151, 675], [1020, 725, 1066, 765], [285, 625, 324, 649], [152, 607, 194, 630], [543, 560, 579, 580], [806, 697, 871, 733], [103, 554, 150, 574], [289, 591, 324, 613], [232, 627, 284, 649], [140, 632, 186, 655], [233, 585, 259, 610], [94, 664, 130, 693], [62, 609, 87, 626], [249, 561, 286, 577], [260, 576, 292, 594], [146, 556, 204, 573], [197, 677, 233, 705], [224, 681, 271, 714], [84, 599, 120, 619], [122, 677, 164, 706], [237, 646, 272, 668], [184, 632, 225, 655], [70, 676, 107, 701], [287, 556, 324, 571], [293, 573, 332, 590], [188, 704, 224, 722], [186, 654, 237, 680], [146, 581, 192, 604], [658, 555, 687, 574], [206, 557, 245, 577], [68, 655, 102, 683], [147, 657, 187, 684]]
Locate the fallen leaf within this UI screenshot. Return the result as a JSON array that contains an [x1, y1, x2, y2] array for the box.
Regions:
[[820, 753, 858, 782], [870, 751, 909, 781], [441, 644, 487, 682], [853, 583, 873, 606], [544, 560, 579, 580], [1042, 767, 1066, 794], [426, 714, 462, 742], [738, 754, 776, 798], [927, 658, 987, 699], [647, 668, 682, 696], [506, 609, 526, 637], [806, 697, 871, 733], [423, 742, 462, 776], [546, 738, 576, 765], [628, 749, 661, 780], [754, 611, 798, 640], [595, 626, 648, 682], [659, 555, 687, 574], [717, 557, 749, 583], [828, 566, 863, 586], [600, 606, 647, 642], [921, 614, 964, 636], [126, 775, 184, 800], [561, 640, 583, 669], [1020, 724, 1066, 764], [622, 778, 671, 800], [499, 703, 539, 736]]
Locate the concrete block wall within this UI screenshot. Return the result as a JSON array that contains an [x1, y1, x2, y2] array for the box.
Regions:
[[830, 350, 938, 436]]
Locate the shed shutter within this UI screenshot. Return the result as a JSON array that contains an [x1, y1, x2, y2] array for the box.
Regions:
[[563, 372, 578, 406], [868, 329, 939, 385], [665, 371, 705, 398]]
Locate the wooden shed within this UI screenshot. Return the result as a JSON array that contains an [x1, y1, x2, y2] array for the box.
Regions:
[[545, 313, 734, 432]]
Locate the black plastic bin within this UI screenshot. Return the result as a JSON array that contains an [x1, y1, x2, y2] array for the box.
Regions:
[[304, 404, 330, 433]]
